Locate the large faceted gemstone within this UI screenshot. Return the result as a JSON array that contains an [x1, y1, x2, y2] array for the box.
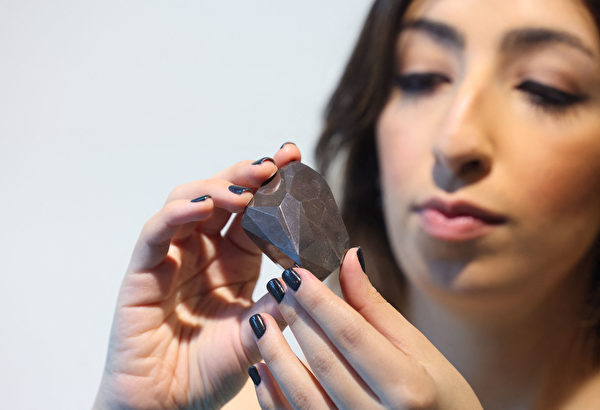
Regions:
[[241, 161, 349, 280]]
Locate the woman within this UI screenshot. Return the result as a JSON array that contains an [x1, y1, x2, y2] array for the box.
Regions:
[[94, 0, 600, 408]]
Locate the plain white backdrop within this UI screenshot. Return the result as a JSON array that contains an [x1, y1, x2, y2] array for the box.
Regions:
[[0, 0, 372, 408]]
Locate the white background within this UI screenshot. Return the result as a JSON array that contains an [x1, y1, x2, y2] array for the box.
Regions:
[[0, 1, 372, 408]]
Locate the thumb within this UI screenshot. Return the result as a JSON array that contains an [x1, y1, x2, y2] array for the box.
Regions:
[[339, 247, 423, 350]]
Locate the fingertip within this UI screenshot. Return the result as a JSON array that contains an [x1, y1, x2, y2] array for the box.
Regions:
[[274, 141, 302, 167], [339, 247, 372, 309], [248, 365, 261, 386], [252, 362, 292, 409]]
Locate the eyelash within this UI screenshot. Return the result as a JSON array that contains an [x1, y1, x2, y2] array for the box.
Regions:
[[393, 73, 588, 114], [394, 73, 450, 96], [516, 80, 587, 113]]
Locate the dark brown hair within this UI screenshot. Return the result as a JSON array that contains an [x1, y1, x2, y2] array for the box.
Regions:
[[315, 0, 600, 315]]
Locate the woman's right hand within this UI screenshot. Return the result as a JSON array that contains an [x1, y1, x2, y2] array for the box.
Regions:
[[94, 144, 301, 409]]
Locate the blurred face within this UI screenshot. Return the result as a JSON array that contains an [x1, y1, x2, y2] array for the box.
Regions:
[[376, 0, 600, 305]]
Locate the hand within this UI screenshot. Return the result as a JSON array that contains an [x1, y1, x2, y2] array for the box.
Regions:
[[248, 248, 483, 409], [94, 144, 300, 409]]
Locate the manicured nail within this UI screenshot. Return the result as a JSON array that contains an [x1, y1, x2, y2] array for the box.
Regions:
[[357, 247, 366, 273], [267, 278, 285, 303], [228, 185, 252, 195], [280, 141, 296, 149], [249, 314, 266, 339], [282, 267, 301, 291], [252, 157, 275, 165], [339, 248, 350, 270], [190, 194, 211, 203], [248, 365, 261, 386]]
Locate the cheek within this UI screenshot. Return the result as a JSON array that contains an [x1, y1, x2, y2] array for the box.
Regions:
[[376, 98, 433, 192], [507, 136, 600, 227]]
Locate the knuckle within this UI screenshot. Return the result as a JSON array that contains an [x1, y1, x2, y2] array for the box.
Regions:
[[287, 389, 317, 410], [261, 341, 285, 364], [235, 159, 251, 169], [168, 183, 187, 200], [336, 322, 365, 349], [301, 290, 330, 316], [281, 306, 299, 328], [161, 201, 181, 223], [400, 389, 436, 410], [308, 353, 335, 380], [388, 369, 437, 410]]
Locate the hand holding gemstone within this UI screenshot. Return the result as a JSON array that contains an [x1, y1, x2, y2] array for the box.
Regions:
[[241, 161, 349, 280]]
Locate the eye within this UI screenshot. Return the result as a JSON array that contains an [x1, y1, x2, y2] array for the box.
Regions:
[[394, 73, 450, 96], [516, 80, 587, 113]]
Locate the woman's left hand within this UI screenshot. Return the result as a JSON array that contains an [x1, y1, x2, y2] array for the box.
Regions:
[[248, 248, 483, 409]]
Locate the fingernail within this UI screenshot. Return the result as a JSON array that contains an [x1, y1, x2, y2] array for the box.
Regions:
[[228, 185, 252, 195], [248, 365, 261, 386], [357, 246, 366, 273], [190, 194, 211, 203], [282, 267, 301, 291], [249, 314, 266, 339], [339, 248, 350, 270], [280, 141, 296, 149], [266, 278, 285, 303], [252, 157, 275, 165]]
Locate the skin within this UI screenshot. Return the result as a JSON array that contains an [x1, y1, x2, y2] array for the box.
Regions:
[[94, 144, 301, 409], [250, 0, 600, 409], [377, 0, 600, 406], [97, 0, 600, 408]]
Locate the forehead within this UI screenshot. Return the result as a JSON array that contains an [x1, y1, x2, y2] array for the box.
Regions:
[[402, 0, 600, 52]]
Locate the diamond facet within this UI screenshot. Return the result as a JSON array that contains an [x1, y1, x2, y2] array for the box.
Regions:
[[241, 162, 349, 280]]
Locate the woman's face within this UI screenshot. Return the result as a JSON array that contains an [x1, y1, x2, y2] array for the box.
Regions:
[[376, 0, 600, 305]]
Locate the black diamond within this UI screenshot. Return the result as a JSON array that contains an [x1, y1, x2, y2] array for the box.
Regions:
[[241, 162, 349, 280]]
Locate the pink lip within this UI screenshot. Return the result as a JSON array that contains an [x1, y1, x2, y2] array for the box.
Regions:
[[415, 198, 506, 241]]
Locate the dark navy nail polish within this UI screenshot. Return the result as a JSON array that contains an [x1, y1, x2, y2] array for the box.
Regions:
[[252, 157, 275, 165], [282, 268, 301, 291], [267, 278, 285, 303], [357, 247, 366, 273], [190, 194, 211, 203], [228, 185, 252, 195], [248, 365, 261, 386], [280, 141, 296, 149], [249, 314, 266, 339]]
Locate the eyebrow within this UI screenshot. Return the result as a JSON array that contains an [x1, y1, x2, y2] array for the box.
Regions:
[[401, 19, 465, 50], [400, 18, 596, 60]]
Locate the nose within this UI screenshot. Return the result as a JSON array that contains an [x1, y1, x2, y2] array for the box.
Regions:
[[432, 86, 493, 191]]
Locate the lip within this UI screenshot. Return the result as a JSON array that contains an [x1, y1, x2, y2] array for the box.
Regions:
[[414, 197, 507, 241]]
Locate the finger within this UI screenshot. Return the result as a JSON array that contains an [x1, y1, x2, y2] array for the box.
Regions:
[[340, 248, 431, 358], [250, 363, 293, 410], [282, 266, 432, 403], [267, 277, 379, 408], [249, 313, 335, 409], [167, 178, 255, 240], [129, 197, 215, 273], [169, 159, 277, 202], [273, 142, 301, 167], [169, 159, 277, 235], [240, 293, 287, 365], [222, 213, 262, 256], [186, 178, 253, 235], [131, 179, 254, 273]]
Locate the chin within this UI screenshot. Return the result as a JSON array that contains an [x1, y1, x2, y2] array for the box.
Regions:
[[401, 251, 532, 310]]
